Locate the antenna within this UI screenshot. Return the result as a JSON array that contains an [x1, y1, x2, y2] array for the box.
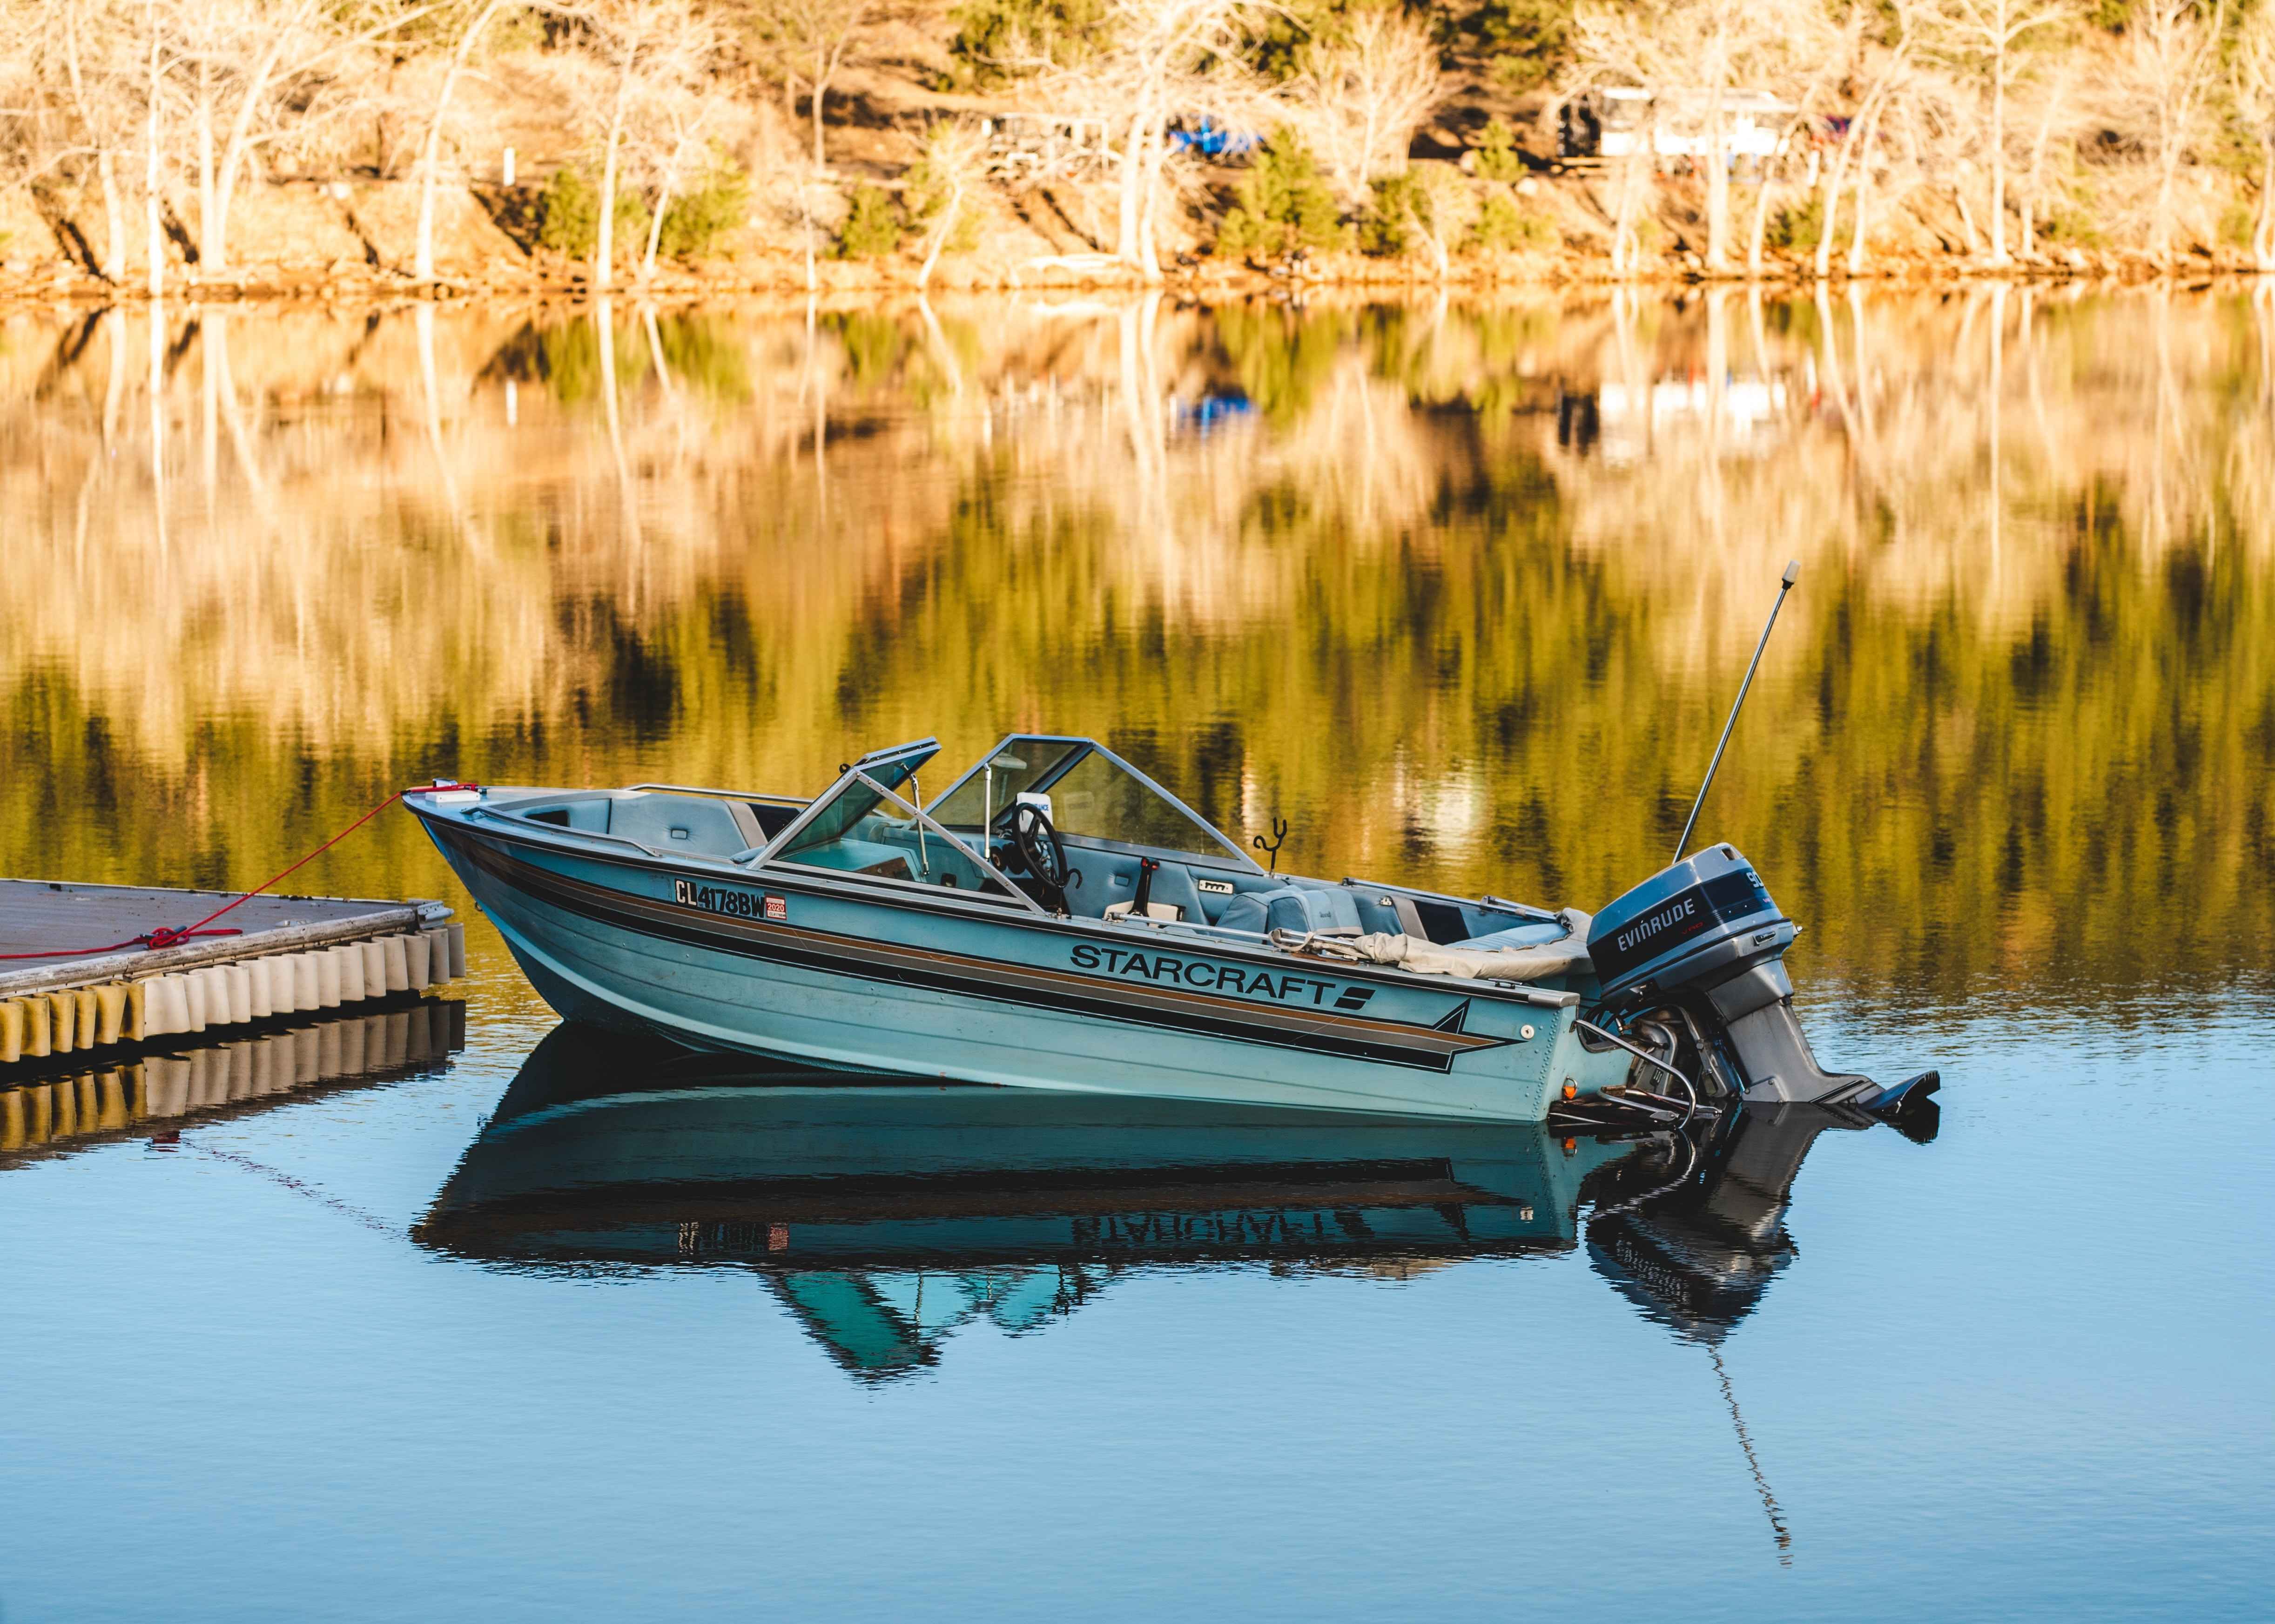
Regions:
[[1673, 560, 1800, 865]]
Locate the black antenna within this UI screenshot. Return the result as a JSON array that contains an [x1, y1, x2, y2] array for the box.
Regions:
[[1673, 560, 1799, 864]]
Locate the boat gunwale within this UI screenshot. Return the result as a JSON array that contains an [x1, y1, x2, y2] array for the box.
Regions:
[[407, 797, 1582, 1011]]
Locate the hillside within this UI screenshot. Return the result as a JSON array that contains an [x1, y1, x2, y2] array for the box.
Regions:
[[1, 0, 2271, 297]]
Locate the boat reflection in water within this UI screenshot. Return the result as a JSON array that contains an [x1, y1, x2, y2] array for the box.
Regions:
[[1590, 1091, 1937, 1341], [418, 1024, 1671, 1378], [1583, 1092, 1939, 1563]]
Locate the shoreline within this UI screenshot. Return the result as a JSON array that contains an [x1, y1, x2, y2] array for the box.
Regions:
[[3, 256, 2269, 309]]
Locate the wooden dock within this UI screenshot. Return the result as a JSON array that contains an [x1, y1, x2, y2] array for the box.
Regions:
[[1, 879, 466, 1065]]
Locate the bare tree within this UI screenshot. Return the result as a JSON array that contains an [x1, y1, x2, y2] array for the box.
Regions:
[[1920, 0, 2071, 264], [169, 0, 432, 275], [412, 0, 512, 282], [567, 0, 716, 290], [2108, 0, 2228, 269], [1571, 0, 1782, 275], [747, 0, 870, 167], [51, 0, 136, 281], [1814, 21, 1913, 278], [1042, 0, 1265, 280], [142, 0, 168, 294], [907, 118, 987, 288], [2235, 0, 2275, 270], [1288, 3, 1442, 205], [633, 27, 724, 280], [2014, 61, 2075, 259], [1743, 0, 1849, 276]]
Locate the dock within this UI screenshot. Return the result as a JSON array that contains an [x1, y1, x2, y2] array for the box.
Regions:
[[1, 880, 466, 1065]]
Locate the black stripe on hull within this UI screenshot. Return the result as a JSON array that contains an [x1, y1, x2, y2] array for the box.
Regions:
[[439, 828, 1516, 1075]]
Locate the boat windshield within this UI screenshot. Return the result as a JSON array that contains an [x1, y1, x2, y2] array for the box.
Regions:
[[928, 736, 1258, 869], [768, 740, 941, 870]]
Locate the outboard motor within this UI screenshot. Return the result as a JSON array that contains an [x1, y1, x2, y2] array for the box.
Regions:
[[1588, 846, 1878, 1106]]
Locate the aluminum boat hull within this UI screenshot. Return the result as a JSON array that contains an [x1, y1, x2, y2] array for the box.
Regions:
[[413, 803, 1629, 1122]]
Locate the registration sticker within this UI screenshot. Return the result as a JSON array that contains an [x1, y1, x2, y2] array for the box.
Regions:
[[671, 879, 786, 923]]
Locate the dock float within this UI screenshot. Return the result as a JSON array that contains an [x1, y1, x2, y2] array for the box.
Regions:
[[1, 998, 466, 1163], [0, 880, 466, 1065]]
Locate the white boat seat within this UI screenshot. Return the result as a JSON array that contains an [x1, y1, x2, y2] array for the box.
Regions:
[[609, 794, 766, 856], [1217, 884, 1363, 937]]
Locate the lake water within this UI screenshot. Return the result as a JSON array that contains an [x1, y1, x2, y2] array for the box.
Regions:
[[1, 287, 2270, 1621]]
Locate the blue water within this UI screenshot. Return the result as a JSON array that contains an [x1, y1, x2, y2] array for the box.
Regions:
[[2, 981, 2267, 1621], [4, 290, 2272, 1619]]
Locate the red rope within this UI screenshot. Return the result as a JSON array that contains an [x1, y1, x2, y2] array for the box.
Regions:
[[0, 782, 479, 962]]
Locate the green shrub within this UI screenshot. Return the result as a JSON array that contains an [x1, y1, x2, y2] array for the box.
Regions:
[[656, 166, 749, 260], [537, 166, 649, 264], [834, 183, 906, 258], [947, 0, 1101, 86], [1765, 194, 1824, 252], [1473, 119, 1527, 184], [1362, 172, 1439, 256], [1215, 133, 1346, 257], [1459, 0, 1571, 92], [1470, 189, 1556, 252]]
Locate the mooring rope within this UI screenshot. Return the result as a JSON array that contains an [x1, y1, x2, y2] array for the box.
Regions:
[[0, 782, 478, 960]]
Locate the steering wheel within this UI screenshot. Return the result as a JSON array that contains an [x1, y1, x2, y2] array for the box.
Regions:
[[1009, 802, 1072, 914]]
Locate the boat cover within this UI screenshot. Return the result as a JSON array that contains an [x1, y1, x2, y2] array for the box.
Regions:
[[1278, 909, 1594, 981]]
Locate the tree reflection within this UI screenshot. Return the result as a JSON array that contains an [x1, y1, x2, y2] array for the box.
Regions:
[[0, 290, 2268, 1000]]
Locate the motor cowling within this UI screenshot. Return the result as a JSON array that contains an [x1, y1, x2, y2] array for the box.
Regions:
[[1588, 846, 1877, 1106]]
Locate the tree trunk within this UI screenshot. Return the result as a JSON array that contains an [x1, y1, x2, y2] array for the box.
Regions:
[[97, 153, 126, 283], [596, 42, 635, 291], [642, 171, 673, 282], [1989, 47, 2008, 264], [917, 182, 962, 288], [1135, 112, 1170, 281], [196, 64, 215, 272], [63, 0, 124, 282], [2257, 138, 2274, 271], [1612, 139, 1645, 275], [2153, 145, 2176, 270], [1116, 104, 1149, 267], [1814, 117, 1868, 279], [1408, 201, 1448, 281], [1749, 96, 1821, 279], [210, 0, 321, 276], [1816, 45, 1908, 278], [811, 41, 827, 167], [145, 20, 163, 298], [415, 0, 503, 282], [1813, 151, 1844, 279], [1747, 173, 1773, 276], [1847, 101, 1883, 275], [1704, 47, 1729, 271]]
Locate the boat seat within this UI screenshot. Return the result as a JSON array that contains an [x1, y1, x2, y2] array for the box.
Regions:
[[1215, 884, 1362, 938], [1073, 854, 1212, 922], [609, 794, 765, 857]]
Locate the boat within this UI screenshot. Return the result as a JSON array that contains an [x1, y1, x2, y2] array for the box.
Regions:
[[416, 1024, 1665, 1377], [405, 732, 1936, 1123]]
